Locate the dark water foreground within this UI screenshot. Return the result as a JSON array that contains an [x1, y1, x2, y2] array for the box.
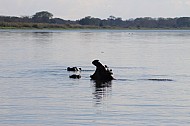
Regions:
[[0, 29, 190, 126]]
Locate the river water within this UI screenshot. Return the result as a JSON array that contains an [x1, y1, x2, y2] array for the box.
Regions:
[[0, 29, 190, 125]]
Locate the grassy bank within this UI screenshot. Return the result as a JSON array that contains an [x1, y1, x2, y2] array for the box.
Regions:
[[1, 22, 190, 30], [0, 22, 117, 30], [0, 22, 82, 29]]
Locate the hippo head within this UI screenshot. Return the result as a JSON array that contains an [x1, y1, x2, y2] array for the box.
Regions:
[[92, 60, 101, 67]]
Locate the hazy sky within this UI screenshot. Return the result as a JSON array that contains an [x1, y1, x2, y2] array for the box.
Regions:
[[0, 0, 190, 20]]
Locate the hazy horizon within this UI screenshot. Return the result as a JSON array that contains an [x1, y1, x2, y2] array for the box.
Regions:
[[0, 0, 190, 20]]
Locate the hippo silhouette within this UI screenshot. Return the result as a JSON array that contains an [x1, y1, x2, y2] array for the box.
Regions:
[[67, 67, 81, 72], [90, 60, 114, 81], [69, 74, 81, 79]]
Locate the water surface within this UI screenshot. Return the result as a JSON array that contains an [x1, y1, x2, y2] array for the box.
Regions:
[[0, 29, 190, 125]]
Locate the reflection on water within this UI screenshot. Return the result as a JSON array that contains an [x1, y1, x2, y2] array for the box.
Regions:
[[32, 32, 54, 44], [92, 80, 112, 104]]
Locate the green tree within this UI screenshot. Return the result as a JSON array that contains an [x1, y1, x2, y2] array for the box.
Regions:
[[32, 11, 53, 23], [79, 16, 101, 26], [108, 15, 116, 20], [176, 17, 190, 27]]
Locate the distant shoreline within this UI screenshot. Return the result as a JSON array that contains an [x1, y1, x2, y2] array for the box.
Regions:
[[1, 26, 190, 30], [1, 22, 190, 30], [1, 11, 190, 30]]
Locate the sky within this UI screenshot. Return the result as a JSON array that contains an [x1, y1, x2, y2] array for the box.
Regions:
[[0, 0, 190, 20]]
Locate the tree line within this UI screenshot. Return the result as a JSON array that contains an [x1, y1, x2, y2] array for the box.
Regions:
[[78, 16, 190, 29], [1, 11, 190, 29]]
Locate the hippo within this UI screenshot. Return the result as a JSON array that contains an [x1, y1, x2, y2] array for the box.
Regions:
[[69, 74, 81, 79], [67, 67, 81, 72], [90, 60, 114, 81]]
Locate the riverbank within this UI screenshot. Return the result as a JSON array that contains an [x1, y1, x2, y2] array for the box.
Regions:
[[0, 21, 130, 30], [1, 22, 190, 30]]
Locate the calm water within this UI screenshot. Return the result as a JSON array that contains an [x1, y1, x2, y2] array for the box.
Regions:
[[0, 29, 190, 126]]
